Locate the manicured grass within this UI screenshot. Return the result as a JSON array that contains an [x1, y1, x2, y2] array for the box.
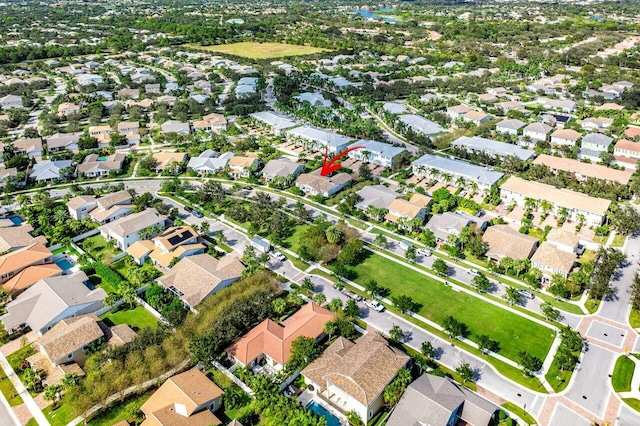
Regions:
[[185, 42, 329, 59], [283, 225, 310, 252], [344, 252, 554, 362], [89, 274, 117, 295], [110, 258, 130, 278], [623, 398, 640, 412], [630, 309, 640, 329], [80, 234, 121, 262], [585, 298, 600, 314], [613, 355, 636, 392], [0, 368, 23, 406], [289, 256, 310, 272], [100, 305, 158, 330], [612, 233, 626, 247], [502, 402, 537, 425], [544, 357, 573, 393], [25, 418, 38, 426], [43, 402, 74, 426], [87, 389, 154, 425], [6, 344, 35, 371]]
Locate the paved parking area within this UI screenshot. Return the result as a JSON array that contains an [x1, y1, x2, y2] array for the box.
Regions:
[[587, 321, 627, 348], [550, 404, 592, 426]]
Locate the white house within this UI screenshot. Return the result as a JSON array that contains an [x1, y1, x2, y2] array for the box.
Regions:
[[99, 208, 167, 250], [522, 122, 552, 142], [0, 95, 23, 110], [347, 140, 406, 168], [286, 126, 352, 154], [495, 119, 525, 135], [550, 129, 581, 146]]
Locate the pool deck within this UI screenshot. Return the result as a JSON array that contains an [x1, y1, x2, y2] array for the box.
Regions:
[[298, 389, 348, 426]]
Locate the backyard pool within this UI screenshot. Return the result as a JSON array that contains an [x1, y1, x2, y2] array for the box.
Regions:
[[55, 258, 74, 271], [9, 216, 23, 225], [306, 401, 341, 426]]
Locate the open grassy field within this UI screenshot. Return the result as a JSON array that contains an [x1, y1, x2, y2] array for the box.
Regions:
[[345, 252, 555, 361], [184, 42, 329, 59], [613, 355, 636, 392]]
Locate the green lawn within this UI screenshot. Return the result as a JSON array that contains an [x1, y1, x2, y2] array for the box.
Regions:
[[630, 309, 640, 329], [87, 389, 154, 425], [344, 252, 554, 361], [6, 344, 35, 371], [501, 402, 537, 425], [0, 368, 23, 406], [544, 357, 573, 393], [80, 234, 121, 262], [25, 418, 38, 426], [100, 305, 158, 330], [613, 355, 636, 392], [88, 274, 117, 295], [612, 233, 626, 247], [623, 398, 640, 412], [185, 42, 329, 59], [283, 225, 310, 252], [43, 402, 74, 426]]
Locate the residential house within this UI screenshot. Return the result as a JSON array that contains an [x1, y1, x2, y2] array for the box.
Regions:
[[77, 153, 126, 178], [530, 242, 576, 281], [446, 104, 472, 121], [295, 92, 332, 108], [2, 263, 62, 298], [0, 168, 17, 186], [0, 242, 53, 285], [249, 111, 298, 136], [116, 88, 140, 100], [426, 212, 487, 243], [13, 138, 43, 158], [386, 373, 497, 426], [302, 333, 410, 424], [295, 170, 352, 197], [57, 102, 80, 117], [87, 190, 134, 224], [286, 127, 352, 154], [228, 156, 259, 179], [382, 102, 408, 115], [578, 117, 613, 131], [522, 122, 552, 142], [546, 228, 581, 254], [385, 194, 432, 225], [0, 224, 47, 252], [29, 160, 74, 183], [398, 114, 445, 138], [533, 154, 632, 185], [412, 154, 504, 192], [140, 368, 223, 426], [99, 208, 167, 250], [495, 119, 525, 136], [624, 126, 640, 141], [117, 121, 139, 133], [261, 158, 304, 183], [157, 253, 245, 309], [127, 226, 204, 268], [550, 129, 581, 147], [235, 77, 258, 97], [0, 95, 23, 110], [613, 139, 640, 169], [462, 110, 493, 126], [579, 133, 613, 162], [89, 125, 112, 139], [500, 176, 611, 226], [482, 225, 538, 262], [348, 140, 406, 168], [161, 120, 190, 135], [451, 136, 534, 161], [67, 195, 96, 220], [46, 133, 81, 153], [542, 99, 577, 113], [187, 151, 233, 175], [145, 83, 161, 94], [202, 113, 227, 133], [153, 152, 187, 173], [227, 302, 335, 370], [487, 87, 507, 97], [0, 271, 106, 335], [355, 185, 399, 217]]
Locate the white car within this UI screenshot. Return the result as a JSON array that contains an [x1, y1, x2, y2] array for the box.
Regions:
[[274, 252, 286, 261], [366, 300, 385, 312], [417, 248, 432, 257], [468, 269, 480, 276]]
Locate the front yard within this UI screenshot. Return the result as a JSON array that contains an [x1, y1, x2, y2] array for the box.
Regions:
[[43, 402, 74, 426], [100, 305, 158, 330], [342, 252, 555, 362]]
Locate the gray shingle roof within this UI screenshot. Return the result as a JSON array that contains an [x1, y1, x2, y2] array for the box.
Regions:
[[452, 136, 534, 161], [412, 154, 504, 187], [398, 114, 445, 136]]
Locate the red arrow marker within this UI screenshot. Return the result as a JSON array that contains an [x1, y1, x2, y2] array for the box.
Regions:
[[320, 145, 366, 176]]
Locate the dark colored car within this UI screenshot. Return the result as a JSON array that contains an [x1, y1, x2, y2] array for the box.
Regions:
[[184, 206, 192, 212]]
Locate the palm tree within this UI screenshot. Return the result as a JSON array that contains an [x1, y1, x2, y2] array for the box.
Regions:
[[442, 173, 453, 186], [325, 226, 342, 243], [455, 176, 466, 189], [540, 200, 553, 216]]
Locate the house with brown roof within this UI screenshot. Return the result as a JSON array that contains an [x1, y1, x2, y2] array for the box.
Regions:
[[77, 153, 126, 178], [88, 191, 134, 225], [126, 226, 205, 269], [67, 195, 98, 220], [613, 139, 640, 170], [2, 263, 62, 296], [302, 333, 410, 424], [295, 171, 352, 197], [550, 129, 581, 146], [624, 126, 640, 141], [228, 156, 259, 179], [202, 113, 227, 133], [482, 225, 538, 262], [0, 242, 53, 285], [152, 152, 187, 173], [226, 302, 335, 370], [12, 137, 43, 158], [0, 224, 47, 252], [531, 242, 576, 281], [140, 368, 223, 426], [546, 228, 581, 254], [385, 194, 432, 225], [533, 154, 633, 185], [157, 253, 245, 309]]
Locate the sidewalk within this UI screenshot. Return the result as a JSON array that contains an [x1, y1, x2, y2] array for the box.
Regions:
[[0, 352, 49, 426]]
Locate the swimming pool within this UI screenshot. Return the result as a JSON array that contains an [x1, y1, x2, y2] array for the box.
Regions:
[[9, 216, 23, 225], [55, 259, 74, 271], [306, 401, 341, 426]]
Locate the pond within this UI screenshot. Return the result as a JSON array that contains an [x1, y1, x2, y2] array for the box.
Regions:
[[353, 8, 397, 23]]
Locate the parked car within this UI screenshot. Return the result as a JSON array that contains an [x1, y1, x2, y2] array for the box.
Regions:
[[366, 300, 385, 312], [417, 248, 432, 257], [341, 288, 363, 301], [468, 269, 480, 276], [273, 251, 286, 261], [518, 290, 535, 300], [243, 186, 253, 191], [398, 240, 412, 251], [192, 210, 204, 218], [183, 206, 192, 212]]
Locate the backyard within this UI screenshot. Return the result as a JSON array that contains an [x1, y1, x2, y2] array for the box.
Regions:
[[100, 305, 159, 330], [184, 42, 329, 59], [43, 402, 74, 426], [86, 389, 154, 425], [342, 252, 555, 362], [79, 234, 122, 263]]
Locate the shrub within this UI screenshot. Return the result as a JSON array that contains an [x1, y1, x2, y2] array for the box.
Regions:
[[92, 262, 126, 289]]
